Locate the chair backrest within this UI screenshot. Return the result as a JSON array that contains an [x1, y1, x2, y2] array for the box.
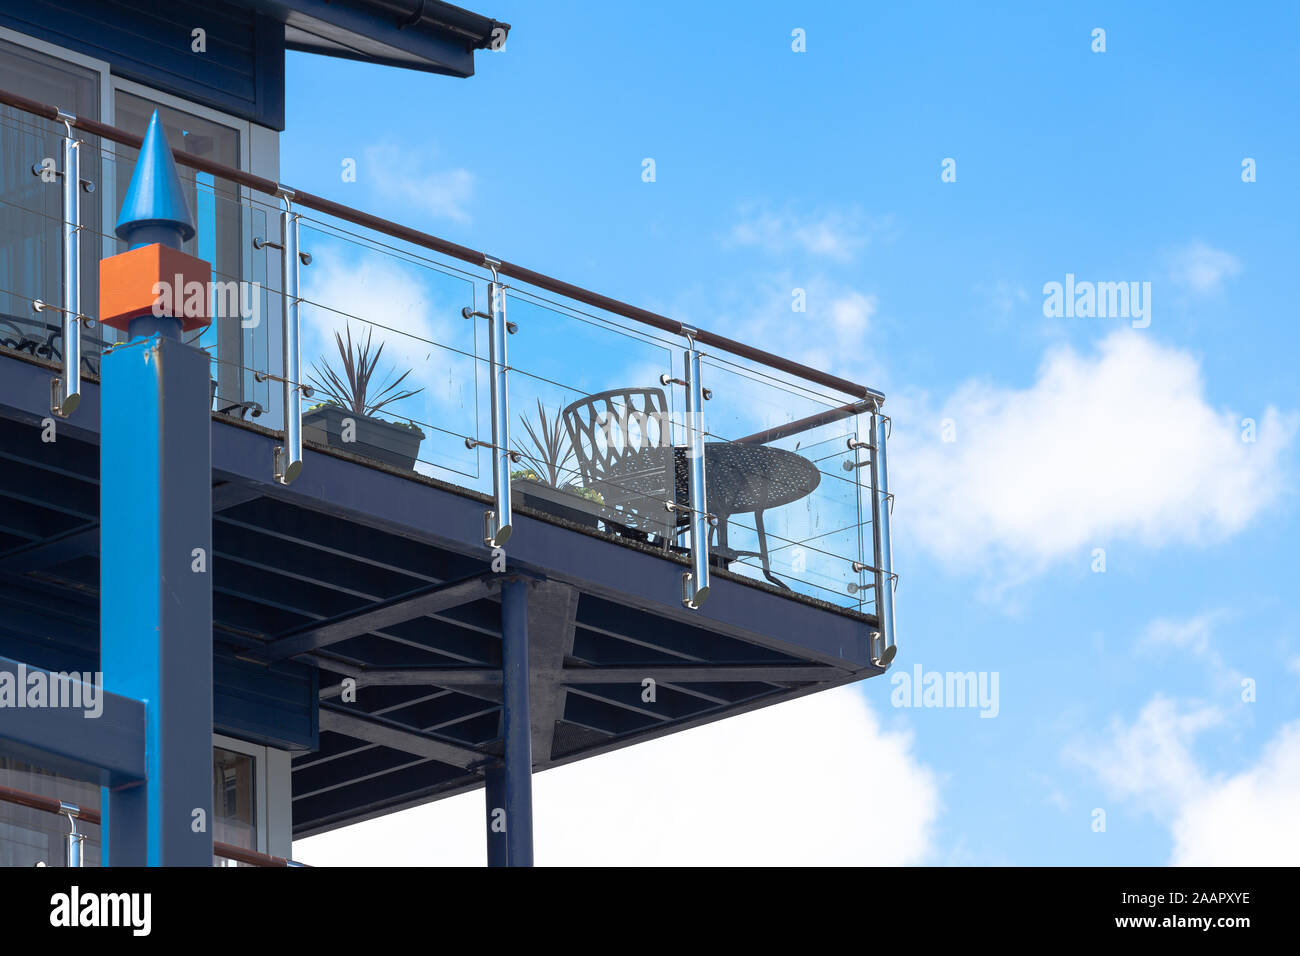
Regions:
[[562, 388, 675, 530], [562, 387, 671, 480]]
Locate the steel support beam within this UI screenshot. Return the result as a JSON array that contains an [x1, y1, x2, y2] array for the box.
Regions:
[[316, 663, 846, 689], [562, 664, 851, 684], [318, 704, 485, 769], [244, 573, 500, 663], [0, 524, 96, 572], [499, 577, 532, 865], [0, 656, 146, 785], [0, 483, 255, 574], [212, 480, 265, 513], [527, 580, 578, 764], [483, 764, 508, 867], [323, 668, 502, 689], [100, 334, 213, 866]]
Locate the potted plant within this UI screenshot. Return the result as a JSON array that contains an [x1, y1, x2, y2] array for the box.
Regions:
[[510, 399, 605, 527], [303, 324, 426, 470]]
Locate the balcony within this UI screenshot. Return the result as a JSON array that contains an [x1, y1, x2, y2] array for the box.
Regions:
[[0, 88, 896, 840]]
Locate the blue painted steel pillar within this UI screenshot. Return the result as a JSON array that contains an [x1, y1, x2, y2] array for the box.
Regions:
[[489, 577, 533, 866], [483, 764, 508, 866], [101, 333, 213, 865], [100, 111, 213, 866]]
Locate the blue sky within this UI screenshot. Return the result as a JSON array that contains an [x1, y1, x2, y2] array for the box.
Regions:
[[292, 1, 1300, 865]]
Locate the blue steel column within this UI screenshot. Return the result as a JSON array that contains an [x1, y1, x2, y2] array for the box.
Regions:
[[102, 334, 213, 865], [100, 111, 213, 866], [483, 764, 508, 867], [500, 577, 533, 865]]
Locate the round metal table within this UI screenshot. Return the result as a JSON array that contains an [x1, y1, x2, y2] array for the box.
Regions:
[[678, 442, 822, 588]]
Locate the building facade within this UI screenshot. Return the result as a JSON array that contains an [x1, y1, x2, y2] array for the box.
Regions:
[[0, 0, 894, 867]]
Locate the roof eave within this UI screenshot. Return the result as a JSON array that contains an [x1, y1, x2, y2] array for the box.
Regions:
[[251, 0, 508, 78]]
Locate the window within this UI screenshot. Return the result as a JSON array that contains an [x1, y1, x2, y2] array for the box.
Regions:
[[0, 29, 268, 411], [0, 36, 104, 374], [0, 757, 101, 867], [0, 745, 273, 866], [213, 746, 257, 866]]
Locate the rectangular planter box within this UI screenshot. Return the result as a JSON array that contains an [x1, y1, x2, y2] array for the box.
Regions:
[[302, 405, 425, 471], [512, 478, 605, 528]]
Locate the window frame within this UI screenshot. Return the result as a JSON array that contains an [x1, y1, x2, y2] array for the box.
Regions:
[[0, 24, 112, 119], [0, 25, 113, 338], [212, 733, 270, 856], [0, 29, 263, 392]]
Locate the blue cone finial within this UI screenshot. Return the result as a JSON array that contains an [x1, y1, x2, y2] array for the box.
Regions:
[[115, 110, 196, 250]]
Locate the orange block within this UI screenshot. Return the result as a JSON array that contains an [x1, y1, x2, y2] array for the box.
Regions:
[[98, 243, 211, 333]]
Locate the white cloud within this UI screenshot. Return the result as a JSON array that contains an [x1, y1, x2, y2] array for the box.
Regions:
[[828, 290, 876, 338], [362, 141, 474, 224], [680, 271, 879, 392], [1140, 615, 1215, 657], [974, 279, 1031, 319], [894, 331, 1295, 579], [789, 284, 878, 377], [1067, 695, 1223, 812], [1070, 695, 1300, 865], [295, 685, 939, 866], [1167, 241, 1242, 295], [1138, 613, 1243, 690], [297, 244, 476, 424], [667, 205, 886, 402], [726, 203, 883, 263], [1171, 721, 1300, 865]]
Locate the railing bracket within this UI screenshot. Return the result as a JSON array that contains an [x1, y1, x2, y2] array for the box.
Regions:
[[253, 369, 314, 398], [466, 436, 521, 463], [484, 509, 511, 547], [681, 571, 704, 610], [664, 500, 717, 526]]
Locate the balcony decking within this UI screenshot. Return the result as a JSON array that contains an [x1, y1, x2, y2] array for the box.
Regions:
[[0, 350, 882, 836]]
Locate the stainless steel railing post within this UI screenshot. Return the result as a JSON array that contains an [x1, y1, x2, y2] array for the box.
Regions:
[[51, 114, 82, 418], [869, 400, 896, 666], [274, 190, 303, 485], [848, 433, 871, 606], [485, 273, 513, 546], [682, 337, 710, 609], [61, 803, 84, 868]]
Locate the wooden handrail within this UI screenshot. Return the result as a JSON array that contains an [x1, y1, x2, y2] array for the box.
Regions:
[[0, 783, 307, 866], [0, 784, 99, 823]]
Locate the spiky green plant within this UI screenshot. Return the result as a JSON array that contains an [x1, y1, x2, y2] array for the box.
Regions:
[[515, 399, 577, 488], [308, 324, 423, 418]]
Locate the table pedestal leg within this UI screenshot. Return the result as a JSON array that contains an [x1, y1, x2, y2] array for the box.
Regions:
[[754, 510, 790, 590]]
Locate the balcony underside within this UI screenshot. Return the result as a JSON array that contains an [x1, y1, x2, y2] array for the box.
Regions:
[[0, 351, 882, 837]]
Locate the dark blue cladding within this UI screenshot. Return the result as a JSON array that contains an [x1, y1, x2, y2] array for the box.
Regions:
[[0, 0, 286, 128]]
